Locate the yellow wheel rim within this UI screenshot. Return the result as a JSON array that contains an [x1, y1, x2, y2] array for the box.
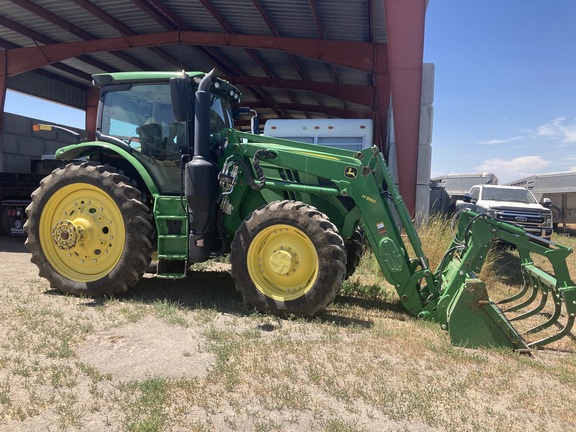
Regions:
[[247, 224, 318, 301], [39, 184, 125, 282]]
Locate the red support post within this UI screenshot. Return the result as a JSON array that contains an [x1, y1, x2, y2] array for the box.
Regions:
[[384, 0, 427, 216], [0, 50, 6, 133], [85, 87, 99, 141]]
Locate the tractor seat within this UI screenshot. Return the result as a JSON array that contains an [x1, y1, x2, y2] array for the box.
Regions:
[[137, 123, 164, 158]]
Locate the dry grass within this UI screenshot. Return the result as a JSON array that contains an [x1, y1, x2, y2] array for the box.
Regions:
[[0, 221, 576, 431]]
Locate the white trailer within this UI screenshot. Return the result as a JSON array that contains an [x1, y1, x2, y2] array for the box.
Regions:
[[263, 119, 373, 152], [507, 172, 576, 228], [429, 172, 498, 214]]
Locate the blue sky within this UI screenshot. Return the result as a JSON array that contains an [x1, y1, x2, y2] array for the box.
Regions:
[[5, 90, 85, 129], [424, 0, 576, 183], [5, 1, 576, 184]]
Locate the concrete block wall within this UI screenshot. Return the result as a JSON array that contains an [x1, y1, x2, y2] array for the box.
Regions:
[[0, 112, 85, 174], [417, 63, 435, 223], [387, 63, 435, 224]]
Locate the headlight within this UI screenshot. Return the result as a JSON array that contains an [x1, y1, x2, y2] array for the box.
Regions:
[[487, 210, 495, 218]]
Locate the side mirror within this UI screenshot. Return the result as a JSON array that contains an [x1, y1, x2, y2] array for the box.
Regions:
[[542, 198, 552, 208], [233, 107, 260, 134], [170, 74, 194, 122], [250, 111, 260, 135], [463, 193, 472, 203]]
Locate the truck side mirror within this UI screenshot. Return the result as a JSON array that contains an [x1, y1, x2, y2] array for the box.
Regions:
[[250, 111, 260, 134], [463, 193, 472, 203], [233, 107, 260, 134], [542, 198, 552, 208], [170, 75, 195, 122]]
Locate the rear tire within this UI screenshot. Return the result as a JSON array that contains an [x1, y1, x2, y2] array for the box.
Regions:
[[230, 200, 346, 317], [24, 162, 154, 296]]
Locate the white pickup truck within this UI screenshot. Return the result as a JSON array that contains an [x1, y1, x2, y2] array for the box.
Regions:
[[456, 184, 554, 241]]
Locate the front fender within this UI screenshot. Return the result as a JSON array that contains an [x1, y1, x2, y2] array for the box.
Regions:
[[56, 141, 160, 196]]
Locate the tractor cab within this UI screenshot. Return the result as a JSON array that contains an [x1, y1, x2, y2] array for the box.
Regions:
[[93, 72, 239, 194]]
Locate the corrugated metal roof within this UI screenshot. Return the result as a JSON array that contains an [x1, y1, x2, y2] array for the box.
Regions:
[[0, 0, 390, 126]]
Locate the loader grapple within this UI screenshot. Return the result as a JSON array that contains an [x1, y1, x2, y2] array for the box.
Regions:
[[500, 261, 576, 348], [435, 210, 576, 351]]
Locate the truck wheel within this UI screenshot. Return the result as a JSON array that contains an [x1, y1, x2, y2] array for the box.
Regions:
[[230, 200, 347, 317], [550, 204, 562, 231], [24, 162, 154, 296], [345, 228, 364, 279]]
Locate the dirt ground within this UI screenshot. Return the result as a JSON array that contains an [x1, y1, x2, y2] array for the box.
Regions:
[[0, 235, 217, 380], [0, 236, 241, 431], [1, 235, 576, 432]]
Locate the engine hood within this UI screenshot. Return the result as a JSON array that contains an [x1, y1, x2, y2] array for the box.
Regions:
[[481, 200, 550, 213]]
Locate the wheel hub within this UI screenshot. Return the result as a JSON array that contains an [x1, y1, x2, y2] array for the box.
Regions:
[[52, 220, 86, 250], [269, 250, 293, 275]]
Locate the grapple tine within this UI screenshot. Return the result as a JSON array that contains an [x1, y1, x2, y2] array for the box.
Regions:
[[508, 289, 548, 321], [525, 287, 562, 334], [528, 314, 575, 348], [496, 280, 531, 306], [501, 282, 539, 312], [504, 263, 576, 348], [507, 267, 549, 321], [525, 286, 576, 348]]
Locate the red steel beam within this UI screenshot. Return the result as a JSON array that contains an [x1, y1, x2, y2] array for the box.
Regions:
[[5, 31, 383, 77], [384, 0, 426, 216]]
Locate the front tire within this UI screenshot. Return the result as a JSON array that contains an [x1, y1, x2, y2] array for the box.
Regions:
[[24, 162, 154, 296], [230, 200, 346, 317]]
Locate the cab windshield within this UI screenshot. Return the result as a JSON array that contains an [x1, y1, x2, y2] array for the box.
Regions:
[[99, 82, 233, 193]]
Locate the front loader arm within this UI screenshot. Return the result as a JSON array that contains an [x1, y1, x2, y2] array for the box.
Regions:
[[222, 133, 438, 316]]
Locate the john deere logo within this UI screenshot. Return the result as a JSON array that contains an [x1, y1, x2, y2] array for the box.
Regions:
[[345, 167, 358, 179]]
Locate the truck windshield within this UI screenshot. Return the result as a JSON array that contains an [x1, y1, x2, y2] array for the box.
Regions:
[[99, 83, 233, 194], [481, 188, 537, 204]]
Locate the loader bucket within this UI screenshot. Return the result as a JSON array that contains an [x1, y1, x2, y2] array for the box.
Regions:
[[446, 278, 530, 352], [434, 210, 576, 351]]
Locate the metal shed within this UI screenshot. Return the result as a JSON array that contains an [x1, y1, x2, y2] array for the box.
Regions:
[[0, 0, 428, 213]]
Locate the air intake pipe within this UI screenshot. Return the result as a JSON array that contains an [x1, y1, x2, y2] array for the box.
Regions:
[[185, 69, 219, 263]]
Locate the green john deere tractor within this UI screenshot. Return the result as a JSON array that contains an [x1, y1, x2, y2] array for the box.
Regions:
[[25, 70, 576, 351]]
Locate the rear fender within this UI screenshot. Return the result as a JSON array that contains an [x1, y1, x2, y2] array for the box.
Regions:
[[55, 141, 160, 196]]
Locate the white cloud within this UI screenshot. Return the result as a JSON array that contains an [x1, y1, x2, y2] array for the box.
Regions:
[[536, 117, 576, 143], [479, 136, 522, 145], [476, 156, 552, 182], [479, 117, 576, 147]]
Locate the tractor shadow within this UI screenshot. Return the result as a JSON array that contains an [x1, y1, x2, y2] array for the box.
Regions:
[[119, 269, 248, 316], [76, 268, 402, 329]]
